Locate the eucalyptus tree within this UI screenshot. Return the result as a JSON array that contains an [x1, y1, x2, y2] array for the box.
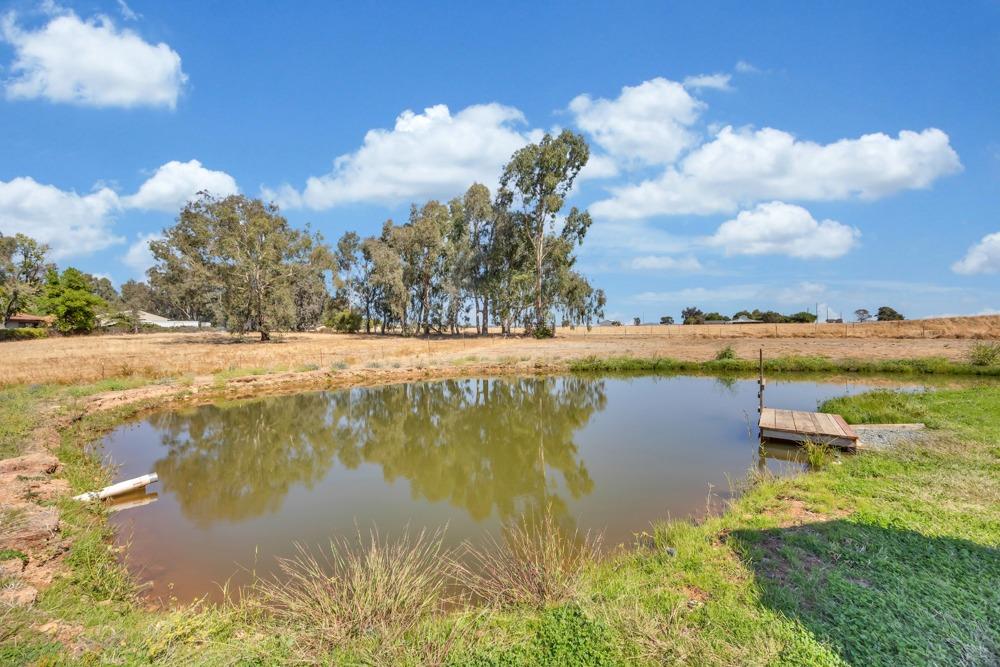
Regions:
[[363, 231, 406, 334], [0, 233, 51, 324], [149, 194, 332, 340], [496, 130, 591, 334]]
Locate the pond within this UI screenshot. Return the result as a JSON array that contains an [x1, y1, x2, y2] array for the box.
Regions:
[[103, 374, 902, 603]]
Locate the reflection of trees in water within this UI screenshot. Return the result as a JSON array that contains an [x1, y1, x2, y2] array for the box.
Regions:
[[149, 394, 343, 525], [149, 378, 606, 525]]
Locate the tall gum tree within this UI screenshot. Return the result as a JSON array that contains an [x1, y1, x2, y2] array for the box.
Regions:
[[150, 194, 332, 340], [496, 130, 591, 335]]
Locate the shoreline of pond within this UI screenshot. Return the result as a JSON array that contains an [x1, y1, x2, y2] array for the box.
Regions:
[[1, 357, 998, 660]]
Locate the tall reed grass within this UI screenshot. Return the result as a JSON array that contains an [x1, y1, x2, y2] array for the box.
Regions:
[[253, 528, 453, 647], [455, 506, 602, 608]]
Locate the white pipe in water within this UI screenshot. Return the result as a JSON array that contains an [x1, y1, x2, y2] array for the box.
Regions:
[[73, 473, 159, 502]]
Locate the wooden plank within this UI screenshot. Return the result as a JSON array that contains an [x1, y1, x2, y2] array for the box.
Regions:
[[774, 410, 797, 431], [759, 408, 776, 430], [798, 411, 821, 435], [813, 412, 841, 436], [832, 414, 859, 442]]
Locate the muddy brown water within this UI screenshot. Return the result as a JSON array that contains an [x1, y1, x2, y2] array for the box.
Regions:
[[102, 374, 919, 603]]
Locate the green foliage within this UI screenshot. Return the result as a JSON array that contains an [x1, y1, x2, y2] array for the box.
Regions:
[[39, 267, 105, 334], [820, 389, 929, 425], [497, 130, 592, 332], [704, 312, 729, 322], [0, 233, 51, 324], [531, 605, 618, 666], [0, 548, 28, 564], [876, 305, 904, 321], [681, 306, 704, 325], [568, 354, 1000, 377], [0, 382, 54, 458], [327, 309, 363, 333], [802, 441, 834, 470], [714, 345, 737, 361], [0, 326, 47, 341], [149, 194, 331, 340], [968, 341, 1000, 367], [531, 323, 554, 339], [659, 315, 674, 325]]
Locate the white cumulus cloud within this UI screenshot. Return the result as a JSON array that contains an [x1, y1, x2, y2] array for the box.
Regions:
[[267, 103, 541, 210], [122, 232, 162, 275], [568, 77, 704, 166], [0, 176, 123, 258], [592, 126, 961, 219], [683, 73, 732, 91], [707, 201, 860, 259], [1, 7, 186, 108], [124, 160, 239, 212], [627, 255, 703, 271], [952, 231, 1000, 275]]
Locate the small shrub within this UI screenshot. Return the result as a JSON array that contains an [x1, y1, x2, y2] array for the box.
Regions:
[[327, 310, 362, 333], [968, 342, 1000, 367], [0, 327, 48, 342], [531, 323, 555, 339], [330, 361, 349, 371], [714, 345, 737, 361]]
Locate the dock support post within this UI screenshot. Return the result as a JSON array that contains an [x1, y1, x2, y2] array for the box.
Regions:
[[758, 348, 765, 414]]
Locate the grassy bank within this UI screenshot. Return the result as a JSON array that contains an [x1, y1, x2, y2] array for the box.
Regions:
[[1, 378, 998, 664], [569, 353, 1000, 376]]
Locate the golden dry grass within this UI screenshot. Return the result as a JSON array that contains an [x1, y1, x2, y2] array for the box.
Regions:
[[0, 315, 997, 387]]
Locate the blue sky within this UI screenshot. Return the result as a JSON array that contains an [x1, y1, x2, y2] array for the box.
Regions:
[[1, 0, 998, 321]]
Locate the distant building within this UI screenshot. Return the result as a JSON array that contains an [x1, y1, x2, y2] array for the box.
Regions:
[[728, 316, 764, 324], [3, 313, 54, 329], [101, 310, 210, 329]]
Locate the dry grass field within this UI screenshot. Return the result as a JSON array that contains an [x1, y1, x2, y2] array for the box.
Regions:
[[1, 315, 997, 387]]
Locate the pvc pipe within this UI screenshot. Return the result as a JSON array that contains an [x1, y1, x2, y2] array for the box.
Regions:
[[73, 473, 159, 502]]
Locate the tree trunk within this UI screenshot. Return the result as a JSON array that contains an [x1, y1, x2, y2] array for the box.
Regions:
[[481, 296, 489, 336], [260, 329, 270, 341]]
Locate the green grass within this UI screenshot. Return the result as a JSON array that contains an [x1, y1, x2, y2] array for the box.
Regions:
[[1, 379, 998, 664], [569, 354, 1000, 376], [0, 384, 57, 458]]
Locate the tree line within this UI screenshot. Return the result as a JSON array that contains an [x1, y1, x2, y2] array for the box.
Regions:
[[1, 131, 604, 339], [669, 306, 905, 325]]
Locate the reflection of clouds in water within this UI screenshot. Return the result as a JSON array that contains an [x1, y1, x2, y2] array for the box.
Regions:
[[148, 378, 607, 526]]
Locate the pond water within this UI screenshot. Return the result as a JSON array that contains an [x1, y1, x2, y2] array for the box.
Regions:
[[103, 374, 898, 603]]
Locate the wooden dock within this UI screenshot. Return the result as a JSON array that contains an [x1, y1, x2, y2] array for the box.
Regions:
[[759, 408, 859, 449]]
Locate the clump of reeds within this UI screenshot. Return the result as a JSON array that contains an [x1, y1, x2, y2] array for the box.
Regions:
[[968, 341, 1000, 367], [714, 345, 737, 361], [253, 528, 452, 646], [455, 505, 602, 608], [803, 440, 835, 470]]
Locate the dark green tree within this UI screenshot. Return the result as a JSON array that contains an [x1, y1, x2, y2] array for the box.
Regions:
[[39, 267, 105, 333], [877, 306, 905, 321], [681, 307, 705, 325]]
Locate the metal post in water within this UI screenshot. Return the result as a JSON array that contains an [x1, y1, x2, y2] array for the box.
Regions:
[[758, 348, 765, 415]]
